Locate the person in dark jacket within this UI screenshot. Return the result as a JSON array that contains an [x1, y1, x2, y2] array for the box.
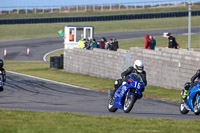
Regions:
[[0, 59, 6, 92], [144, 34, 152, 49], [182, 69, 200, 100], [165, 33, 177, 49], [111, 60, 147, 98]]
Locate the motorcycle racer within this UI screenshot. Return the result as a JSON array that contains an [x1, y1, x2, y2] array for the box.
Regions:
[[182, 69, 200, 100], [112, 60, 147, 97]]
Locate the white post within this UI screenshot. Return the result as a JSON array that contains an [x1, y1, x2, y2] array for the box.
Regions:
[[188, 0, 192, 50], [110, 4, 112, 11], [9, 8, 11, 14], [101, 4, 103, 12], [85, 5, 87, 12], [126, 4, 128, 10], [43, 7, 45, 14], [60, 7, 61, 13], [143, 2, 145, 9], [25, 7, 27, 14], [17, 7, 19, 14], [51, 7, 53, 13], [93, 5, 95, 12], [135, 2, 137, 9], [76, 6, 78, 12], [119, 4, 121, 10]]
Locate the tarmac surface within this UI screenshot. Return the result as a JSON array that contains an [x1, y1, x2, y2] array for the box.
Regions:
[[0, 27, 200, 119]]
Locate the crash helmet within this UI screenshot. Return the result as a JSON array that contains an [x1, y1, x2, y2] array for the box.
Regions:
[[0, 59, 3, 68], [133, 60, 144, 73]]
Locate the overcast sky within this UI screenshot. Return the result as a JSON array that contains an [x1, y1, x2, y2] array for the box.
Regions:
[[1, 0, 198, 7]]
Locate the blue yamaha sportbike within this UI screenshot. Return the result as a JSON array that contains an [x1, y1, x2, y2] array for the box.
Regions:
[[107, 73, 145, 113], [179, 80, 200, 115]]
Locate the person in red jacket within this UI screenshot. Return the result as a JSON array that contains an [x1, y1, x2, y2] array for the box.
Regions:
[[144, 34, 152, 49]]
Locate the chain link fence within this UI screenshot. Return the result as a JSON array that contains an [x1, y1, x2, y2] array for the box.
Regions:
[[0, 0, 199, 15]]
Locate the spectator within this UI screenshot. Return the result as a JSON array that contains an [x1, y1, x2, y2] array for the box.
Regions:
[[99, 38, 105, 49], [93, 39, 99, 48], [144, 34, 152, 49], [78, 37, 85, 49], [112, 39, 119, 51], [149, 35, 156, 50], [164, 33, 177, 49], [105, 40, 111, 50], [84, 39, 91, 50], [97, 41, 101, 48]]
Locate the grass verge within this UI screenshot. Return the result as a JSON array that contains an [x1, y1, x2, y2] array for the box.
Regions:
[[0, 16, 200, 41], [0, 109, 200, 133], [5, 60, 181, 102]]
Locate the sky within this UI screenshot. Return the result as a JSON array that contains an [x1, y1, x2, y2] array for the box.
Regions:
[[1, 0, 199, 7]]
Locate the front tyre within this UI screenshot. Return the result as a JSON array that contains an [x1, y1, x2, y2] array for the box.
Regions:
[[123, 92, 136, 113], [194, 97, 200, 115], [179, 102, 189, 114], [0, 86, 3, 92], [107, 96, 118, 112]]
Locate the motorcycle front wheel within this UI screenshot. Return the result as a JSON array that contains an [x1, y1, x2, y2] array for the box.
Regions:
[[179, 102, 189, 114], [123, 92, 136, 113], [0, 86, 3, 92], [107, 96, 118, 112], [194, 96, 200, 115]]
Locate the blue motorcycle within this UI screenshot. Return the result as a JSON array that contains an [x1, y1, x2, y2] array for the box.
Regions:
[[107, 73, 145, 113], [179, 80, 200, 115]]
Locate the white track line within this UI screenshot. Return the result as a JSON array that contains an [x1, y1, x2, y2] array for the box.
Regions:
[[7, 70, 91, 91], [43, 48, 64, 62]]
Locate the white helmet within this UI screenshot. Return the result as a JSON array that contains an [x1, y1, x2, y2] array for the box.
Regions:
[[133, 60, 144, 73]]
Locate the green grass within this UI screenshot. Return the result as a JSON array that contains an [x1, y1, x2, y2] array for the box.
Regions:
[[0, 109, 200, 133], [1, 5, 200, 19], [46, 49, 64, 62], [5, 60, 181, 102], [0, 16, 200, 41]]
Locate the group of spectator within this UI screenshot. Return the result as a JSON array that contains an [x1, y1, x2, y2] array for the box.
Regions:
[[144, 34, 156, 50], [79, 37, 119, 51], [144, 33, 179, 50]]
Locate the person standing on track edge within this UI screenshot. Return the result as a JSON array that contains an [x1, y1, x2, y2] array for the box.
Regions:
[[0, 59, 6, 92], [111, 60, 147, 98], [165, 33, 178, 49]]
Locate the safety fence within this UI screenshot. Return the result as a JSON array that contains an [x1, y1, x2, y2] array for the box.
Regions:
[[0, 0, 199, 15], [0, 10, 200, 25]]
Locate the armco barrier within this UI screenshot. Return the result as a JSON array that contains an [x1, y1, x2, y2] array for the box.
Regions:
[[64, 48, 200, 90], [1, 10, 200, 25]]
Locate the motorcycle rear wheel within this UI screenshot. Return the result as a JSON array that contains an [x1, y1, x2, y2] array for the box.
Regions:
[[179, 102, 189, 114], [123, 92, 136, 113], [107, 96, 118, 112]]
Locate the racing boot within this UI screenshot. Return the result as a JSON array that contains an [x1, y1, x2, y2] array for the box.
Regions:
[[182, 82, 190, 101], [182, 89, 188, 100]]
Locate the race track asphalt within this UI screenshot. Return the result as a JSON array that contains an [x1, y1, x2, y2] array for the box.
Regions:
[[0, 27, 200, 119], [0, 71, 199, 120]]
